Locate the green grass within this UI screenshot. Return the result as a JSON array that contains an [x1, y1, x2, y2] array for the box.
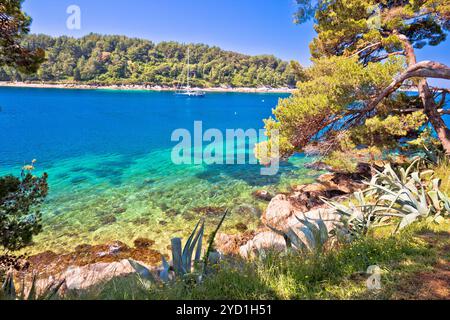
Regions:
[[72, 221, 450, 300], [435, 158, 450, 196]]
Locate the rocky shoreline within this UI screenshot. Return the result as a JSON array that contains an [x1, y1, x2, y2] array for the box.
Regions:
[[12, 163, 372, 294], [0, 81, 295, 94]]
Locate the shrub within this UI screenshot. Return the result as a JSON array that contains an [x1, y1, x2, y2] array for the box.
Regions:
[[0, 162, 48, 252]]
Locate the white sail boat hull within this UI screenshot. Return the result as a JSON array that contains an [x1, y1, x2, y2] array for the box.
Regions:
[[175, 47, 206, 98]]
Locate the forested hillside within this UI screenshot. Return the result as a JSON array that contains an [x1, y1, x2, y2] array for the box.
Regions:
[[0, 33, 298, 88]]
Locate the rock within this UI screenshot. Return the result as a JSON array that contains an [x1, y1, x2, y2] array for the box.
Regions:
[[316, 173, 335, 184], [285, 208, 341, 235], [239, 207, 341, 259], [235, 223, 248, 232], [194, 206, 226, 217], [113, 207, 127, 214], [239, 232, 286, 259], [215, 232, 257, 255], [304, 162, 333, 171], [133, 238, 155, 249], [263, 195, 293, 227], [99, 215, 117, 225], [234, 204, 261, 217], [252, 190, 274, 201], [28, 240, 162, 279], [54, 259, 153, 291], [166, 209, 180, 217]]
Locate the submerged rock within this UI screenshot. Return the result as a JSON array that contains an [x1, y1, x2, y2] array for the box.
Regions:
[[99, 215, 117, 225], [252, 190, 274, 201], [194, 206, 226, 217], [113, 207, 127, 214]]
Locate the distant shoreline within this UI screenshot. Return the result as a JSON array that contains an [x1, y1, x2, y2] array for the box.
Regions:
[[0, 81, 295, 94]]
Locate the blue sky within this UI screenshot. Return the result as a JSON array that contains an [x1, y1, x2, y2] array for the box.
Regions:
[[23, 0, 449, 86]]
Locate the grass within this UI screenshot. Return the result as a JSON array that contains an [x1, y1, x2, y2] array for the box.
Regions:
[[71, 221, 450, 300], [434, 158, 450, 196]]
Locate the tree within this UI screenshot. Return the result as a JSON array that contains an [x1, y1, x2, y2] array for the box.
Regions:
[[258, 0, 450, 165], [0, 162, 48, 252], [0, 2, 47, 254], [0, 33, 299, 88], [0, 0, 45, 73]]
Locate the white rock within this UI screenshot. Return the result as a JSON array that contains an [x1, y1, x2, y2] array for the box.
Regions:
[[239, 231, 286, 259], [264, 195, 293, 227], [60, 259, 144, 290]]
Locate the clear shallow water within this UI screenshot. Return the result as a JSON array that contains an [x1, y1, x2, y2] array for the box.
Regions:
[[0, 87, 323, 254]]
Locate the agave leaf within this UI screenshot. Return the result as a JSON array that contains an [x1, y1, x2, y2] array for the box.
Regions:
[[27, 274, 38, 300], [299, 226, 317, 251], [296, 217, 324, 250], [432, 178, 442, 191], [194, 223, 204, 264], [1, 272, 16, 300], [411, 172, 421, 184], [187, 220, 204, 272], [398, 214, 420, 231], [171, 238, 184, 275], [399, 168, 407, 184], [434, 215, 445, 224], [285, 227, 308, 252], [203, 210, 228, 272], [128, 259, 156, 283], [354, 191, 366, 206], [428, 190, 442, 212], [420, 169, 435, 179], [182, 220, 202, 273], [405, 158, 420, 177], [160, 256, 170, 283], [38, 279, 66, 300], [417, 186, 430, 216], [316, 218, 330, 244]]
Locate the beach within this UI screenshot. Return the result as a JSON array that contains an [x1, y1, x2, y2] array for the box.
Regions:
[[0, 81, 295, 94]]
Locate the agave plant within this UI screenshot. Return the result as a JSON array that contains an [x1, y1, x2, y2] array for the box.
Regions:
[[129, 210, 227, 283], [1, 272, 65, 300], [323, 161, 450, 237], [321, 191, 393, 239], [267, 214, 331, 254], [367, 162, 449, 231]]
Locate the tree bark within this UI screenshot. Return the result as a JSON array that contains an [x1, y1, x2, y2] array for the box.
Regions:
[[396, 31, 450, 155], [368, 61, 450, 112]]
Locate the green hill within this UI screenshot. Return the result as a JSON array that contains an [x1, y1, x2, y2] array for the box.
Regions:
[[0, 33, 298, 88]]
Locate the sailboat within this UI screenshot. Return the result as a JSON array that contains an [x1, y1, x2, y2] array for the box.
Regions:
[[175, 47, 206, 97]]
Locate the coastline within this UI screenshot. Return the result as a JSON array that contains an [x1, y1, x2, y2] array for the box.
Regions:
[[0, 81, 295, 94]]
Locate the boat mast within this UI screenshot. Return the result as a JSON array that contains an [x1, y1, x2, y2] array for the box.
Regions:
[[187, 47, 190, 89]]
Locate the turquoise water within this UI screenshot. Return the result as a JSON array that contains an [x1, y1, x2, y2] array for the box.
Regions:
[[0, 87, 321, 254]]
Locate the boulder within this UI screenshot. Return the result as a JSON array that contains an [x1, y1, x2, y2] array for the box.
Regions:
[[62, 259, 138, 290], [33, 259, 156, 293], [239, 232, 286, 259], [252, 190, 274, 201], [215, 232, 257, 255], [263, 194, 294, 227], [285, 208, 341, 234]]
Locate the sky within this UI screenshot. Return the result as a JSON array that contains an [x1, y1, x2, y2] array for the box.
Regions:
[[23, 0, 450, 87]]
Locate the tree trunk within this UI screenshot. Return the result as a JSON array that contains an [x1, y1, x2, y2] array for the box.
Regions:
[[396, 31, 450, 155]]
